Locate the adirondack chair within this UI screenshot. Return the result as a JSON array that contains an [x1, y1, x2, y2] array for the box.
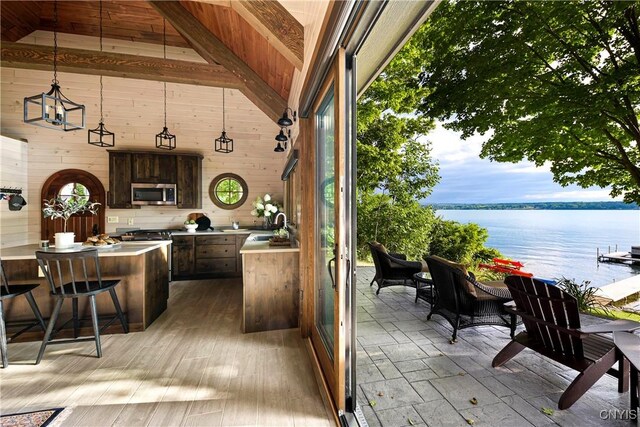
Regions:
[[493, 275, 640, 410]]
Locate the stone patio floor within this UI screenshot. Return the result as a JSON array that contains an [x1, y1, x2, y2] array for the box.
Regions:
[[356, 266, 634, 427]]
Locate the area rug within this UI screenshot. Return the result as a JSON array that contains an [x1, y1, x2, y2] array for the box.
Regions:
[[0, 408, 65, 427]]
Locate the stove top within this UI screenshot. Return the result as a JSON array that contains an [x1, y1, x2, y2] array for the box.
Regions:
[[119, 229, 178, 241]]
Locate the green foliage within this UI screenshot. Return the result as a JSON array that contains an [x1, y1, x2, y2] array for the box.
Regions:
[[556, 277, 607, 313], [357, 192, 435, 261], [428, 219, 500, 266], [42, 190, 100, 233], [417, 1, 640, 203]]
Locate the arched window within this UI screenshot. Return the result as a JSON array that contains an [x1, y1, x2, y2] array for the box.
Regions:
[[41, 170, 106, 243]]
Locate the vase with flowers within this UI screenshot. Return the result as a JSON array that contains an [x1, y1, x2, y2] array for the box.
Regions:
[[250, 193, 279, 229], [43, 191, 101, 248]]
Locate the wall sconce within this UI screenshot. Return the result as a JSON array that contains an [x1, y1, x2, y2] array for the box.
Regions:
[[274, 127, 291, 152], [277, 107, 297, 127]]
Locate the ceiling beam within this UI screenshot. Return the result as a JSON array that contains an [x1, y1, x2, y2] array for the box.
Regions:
[[0, 42, 242, 89], [148, 0, 286, 123], [231, 1, 304, 70]]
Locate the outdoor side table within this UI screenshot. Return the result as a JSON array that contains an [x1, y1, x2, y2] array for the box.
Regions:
[[613, 331, 640, 412], [413, 272, 433, 304]]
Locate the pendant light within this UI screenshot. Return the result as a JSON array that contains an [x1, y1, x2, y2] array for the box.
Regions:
[[88, 0, 115, 147], [215, 88, 234, 153], [23, 0, 85, 131], [156, 18, 176, 150]]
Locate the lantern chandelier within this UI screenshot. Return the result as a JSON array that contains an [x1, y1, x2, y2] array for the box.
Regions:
[[155, 18, 176, 150], [23, 0, 86, 131], [88, 0, 115, 147], [215, 88, 234, 154]]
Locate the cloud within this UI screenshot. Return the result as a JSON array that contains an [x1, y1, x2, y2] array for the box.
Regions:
[[421, 121, 615, 203]]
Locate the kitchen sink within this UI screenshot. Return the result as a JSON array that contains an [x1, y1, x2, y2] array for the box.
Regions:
[[249, 235, 272, 242]]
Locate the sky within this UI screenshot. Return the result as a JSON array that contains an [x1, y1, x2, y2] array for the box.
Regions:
[[420, 123, 619, 204]]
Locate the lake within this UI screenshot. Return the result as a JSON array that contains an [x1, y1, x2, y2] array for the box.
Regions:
[[437, 210, 640, 287]]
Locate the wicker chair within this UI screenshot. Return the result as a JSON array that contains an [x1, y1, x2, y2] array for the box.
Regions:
[[425, 255, 519, 342], [368, 242, 423, 295]]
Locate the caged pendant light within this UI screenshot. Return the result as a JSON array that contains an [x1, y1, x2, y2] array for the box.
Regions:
[[88, 0, 115, 147], [23, 0, 85, 131], [215, 88, 233, 153], [155, 18, 176, 150]]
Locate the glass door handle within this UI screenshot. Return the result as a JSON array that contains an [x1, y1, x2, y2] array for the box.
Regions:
[[328, 257, 336, 289]]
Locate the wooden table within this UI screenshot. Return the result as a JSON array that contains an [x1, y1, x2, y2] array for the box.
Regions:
[[613, 331, 640, 411]]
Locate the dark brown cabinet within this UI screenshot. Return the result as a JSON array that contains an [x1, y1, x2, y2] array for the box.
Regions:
[[132, 153, 177, 183], [108, 150, 201, 209], [177, 155, 202, 209], [108, 152, 133, 208], [172, 234, 247, 280], [172, 235, 195, 277]]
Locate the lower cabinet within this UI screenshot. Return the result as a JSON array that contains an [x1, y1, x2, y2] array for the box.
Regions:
[[172, 234, 246, 280]]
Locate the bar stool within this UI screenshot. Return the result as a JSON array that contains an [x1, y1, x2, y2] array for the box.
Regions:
[[0, 258, 46, 368], [35, 249, 128, 364]]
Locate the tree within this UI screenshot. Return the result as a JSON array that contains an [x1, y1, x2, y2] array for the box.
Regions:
[[417, 1, 640, 203]]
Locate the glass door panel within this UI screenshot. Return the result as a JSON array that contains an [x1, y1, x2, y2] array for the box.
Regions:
[[316, 85, 336, 358]]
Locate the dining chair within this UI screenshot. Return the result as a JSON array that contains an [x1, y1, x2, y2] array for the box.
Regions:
[[0, 258, 46, 368], [35, 249, 128, 364]]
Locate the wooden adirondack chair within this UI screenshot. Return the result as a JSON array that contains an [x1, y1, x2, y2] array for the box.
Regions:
[[493, 275, 640, 410]]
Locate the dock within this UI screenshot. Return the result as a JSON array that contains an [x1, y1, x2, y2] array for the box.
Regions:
[[598, 251, 640, 265], [595, 274, 640, 304]]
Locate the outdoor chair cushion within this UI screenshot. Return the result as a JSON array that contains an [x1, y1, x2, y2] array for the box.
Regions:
[[475, 280, 510, 301], [429, 255, 476, 297], [420, 260, 429, 272]]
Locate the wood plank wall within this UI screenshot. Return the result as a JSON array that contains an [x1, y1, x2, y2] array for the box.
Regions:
[[0, 31, 288, 246], [0, 136, 29, 249]]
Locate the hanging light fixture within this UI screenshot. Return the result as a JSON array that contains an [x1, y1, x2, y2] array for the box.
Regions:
[[24, 0, 85, 131], [88, 0, 114, 147], [274, 127, 290, 152], [215, 88, 233, 153], [156, 18, 176, 150], [277, 107, 297, 127]]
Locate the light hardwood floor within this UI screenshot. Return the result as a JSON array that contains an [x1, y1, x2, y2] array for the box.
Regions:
[[0, 278, 333, 427]]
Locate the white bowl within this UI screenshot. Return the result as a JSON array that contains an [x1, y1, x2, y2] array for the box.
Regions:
[[185, 223, 198, 232]]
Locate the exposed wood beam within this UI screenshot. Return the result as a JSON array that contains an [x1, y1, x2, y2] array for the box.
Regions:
[[149, 0, 286, 123], [231, 1, 304, 70], [0, 42, 242, 89]]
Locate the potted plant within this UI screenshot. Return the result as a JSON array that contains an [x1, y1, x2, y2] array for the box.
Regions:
[[250, 193, 279, 229], [43, 193, 100, 248]]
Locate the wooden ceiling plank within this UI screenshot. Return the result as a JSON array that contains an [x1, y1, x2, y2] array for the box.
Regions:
[[1, 1, 42, 42], [231, 0, 303, 70], [1, 41, 243, 89], [148, 0, 286, 122]]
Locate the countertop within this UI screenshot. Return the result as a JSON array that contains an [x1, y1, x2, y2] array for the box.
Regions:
[[239, 233, 300, 254], [171, 229, 268, 236], [0, 241, 171, 261]]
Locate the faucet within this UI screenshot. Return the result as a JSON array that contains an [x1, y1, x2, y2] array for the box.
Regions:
[[274, 212, 287, 229]]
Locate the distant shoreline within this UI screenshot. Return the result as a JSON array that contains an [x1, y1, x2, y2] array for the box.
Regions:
[[429, 201, 639, 210]]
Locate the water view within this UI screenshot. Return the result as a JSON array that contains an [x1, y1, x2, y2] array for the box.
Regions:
[[437, 209, 640, 287]]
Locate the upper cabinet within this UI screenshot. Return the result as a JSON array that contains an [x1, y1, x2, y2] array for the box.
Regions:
[[108, 151, 202, 209], [177, 155, 202, 209], [132, 153, 177, 183]]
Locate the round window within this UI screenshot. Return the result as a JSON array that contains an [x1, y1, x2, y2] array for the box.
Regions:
[[58, 182, 90, 206], [209, 173, 248, 209]]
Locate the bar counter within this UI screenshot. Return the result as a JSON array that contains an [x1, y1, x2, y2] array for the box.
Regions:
[[0, 242, 171, 340]]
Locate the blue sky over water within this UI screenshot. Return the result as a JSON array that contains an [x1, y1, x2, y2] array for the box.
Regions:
[[421, 123, 618, 204]]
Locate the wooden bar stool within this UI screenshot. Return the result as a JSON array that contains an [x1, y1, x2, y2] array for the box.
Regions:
[[0, 258, 46, 368], [35, 249, 128, 364]]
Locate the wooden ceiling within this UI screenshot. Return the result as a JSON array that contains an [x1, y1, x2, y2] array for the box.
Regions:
[[0, 0, 304, 122]]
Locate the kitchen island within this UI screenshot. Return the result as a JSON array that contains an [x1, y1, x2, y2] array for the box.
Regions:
[[0, 241, 170, 339], [239, 234, 300, 333]]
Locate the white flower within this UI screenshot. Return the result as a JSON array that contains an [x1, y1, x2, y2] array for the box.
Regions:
[[264, 210, 271, 217], [264, 194, 271, 202], [256, 203, 264, 210], [265, 203, 273, 212], [251, 209, 258, 217], [270, 204, 278, 213]]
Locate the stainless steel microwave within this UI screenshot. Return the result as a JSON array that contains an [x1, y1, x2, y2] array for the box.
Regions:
[[131, 183, 176, 206]]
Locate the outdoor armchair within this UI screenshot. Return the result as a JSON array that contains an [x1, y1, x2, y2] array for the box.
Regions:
[[493, 275, 640, 409], [368, 242, 426, 295], [425, 255, 519, 342]]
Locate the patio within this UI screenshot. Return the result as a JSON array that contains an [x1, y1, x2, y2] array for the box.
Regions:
[[356, 266, 632, 427]]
